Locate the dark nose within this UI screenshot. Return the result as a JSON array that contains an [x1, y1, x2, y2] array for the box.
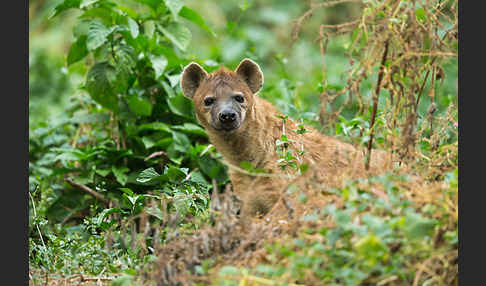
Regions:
[[219, 111, 237, 123]]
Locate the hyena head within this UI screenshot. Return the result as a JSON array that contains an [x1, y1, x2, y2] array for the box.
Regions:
[[180, 58, 264, 134]]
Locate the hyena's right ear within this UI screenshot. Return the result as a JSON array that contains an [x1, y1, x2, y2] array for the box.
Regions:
[[180, 62, 208, 99]]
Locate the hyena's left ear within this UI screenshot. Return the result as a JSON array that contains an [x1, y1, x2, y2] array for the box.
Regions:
[[180, 62, 208, 99], [235, 58, 264, 94]]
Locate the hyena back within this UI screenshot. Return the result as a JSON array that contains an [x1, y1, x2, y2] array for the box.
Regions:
[[180, 59, 391, 217]]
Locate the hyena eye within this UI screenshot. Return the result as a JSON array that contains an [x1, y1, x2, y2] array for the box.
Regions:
[[234, 95, 244, 103], [204, 97, 215, 106]]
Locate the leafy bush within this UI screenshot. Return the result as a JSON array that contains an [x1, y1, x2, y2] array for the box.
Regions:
[[29, 0, 226, 278], [29, 0, 457, 285]]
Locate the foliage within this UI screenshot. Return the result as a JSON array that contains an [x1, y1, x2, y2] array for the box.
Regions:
[[29, 0, 225, 280], [215, 170, 458, 285], [29, 0, 457, 285]]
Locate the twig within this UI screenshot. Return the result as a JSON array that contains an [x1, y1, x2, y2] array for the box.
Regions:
[[365, 38, 390, 170], [65, 177, 112, 205], [144, 151, 169, 161], [292, 0, 363, 42], [29, 188, 51, 266], [80, 275, 116, 281]]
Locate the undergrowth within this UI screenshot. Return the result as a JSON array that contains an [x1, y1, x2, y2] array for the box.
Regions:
[[29, 0, 457, 285]]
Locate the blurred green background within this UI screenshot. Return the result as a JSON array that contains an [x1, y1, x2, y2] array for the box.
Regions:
[[30, 0, 457, 133]]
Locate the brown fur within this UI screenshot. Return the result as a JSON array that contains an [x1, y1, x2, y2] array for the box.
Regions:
[[181, 59, 392, 217]]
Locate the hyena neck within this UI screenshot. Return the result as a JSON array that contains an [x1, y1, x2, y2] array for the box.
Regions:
[[207, 97, 277, 169]]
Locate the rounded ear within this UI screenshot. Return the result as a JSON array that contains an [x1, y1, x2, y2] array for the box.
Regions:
[[235, 58, 264, 94], [180, 62, 208, 99]]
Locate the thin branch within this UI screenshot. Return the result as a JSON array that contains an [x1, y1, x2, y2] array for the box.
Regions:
[[365, 38, 390, 170], [292, 0, 363, 42], [65, 177, 112, 205]]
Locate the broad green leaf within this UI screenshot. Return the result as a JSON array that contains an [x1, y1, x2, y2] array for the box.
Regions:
[[80, 0, 100, 8], [161, 81, 176, 98], [354, 234, 389, 268], [136, 167, 168, 184], [167, 93, 194, 118], [171, 131, 191, 153], [166, 166, 186, 182], [127, 17, 139, 38], [86, 62, 119, 111], [87, 19, 116, 51], [95, 169, 111, 177], [128, 94, 153, 116], [73, 19, 90, 37], [172, 123, 207, 137], [138, 122, 172, 133], [179, 6, 215, 36], [188, 170, 209, 186], [67, 35, 88, 66], [133, 0, 163, 11], [80, 7, 114, 27], [141, 136, 157, 149], [166, 74, 181, 88], [114, 44, 136, 92], [404, 211, 437, 240], [164, 0, 184, 18], [149, 54, 168, 79], [159, 22, 192, 52], [119, 187, 134, 196], [112, 166, 129, 186], [136, 167, 160, 183], [116, 5, 138, 19], [49, 0, 82, 19]]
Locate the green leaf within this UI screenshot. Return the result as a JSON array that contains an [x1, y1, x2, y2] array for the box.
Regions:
[[87, 19, 116, 51], [127, 17, 139, 38], [240, 161, 254, 171], [141, 136, 157, 149], [119, 187, 134, 196], [50, 0, 82, 19], [171, 123, 207, 137], [167, 93, 194, 118], [136, 167, 167, 184], [159, 22, 192, 52], [80, 7, 114, 26], [138, 122, 172, 133], [146, 206, 164, 220], [128, 94, 153, 116], [404, 211, 437, 240], [171, 131, 191, 152], [179, 6, 215, 36], [354, 234, 389, 268], [149, 54, 168, 79], [112, 166, 129, 186], [67, 35, 88, 66], [415, 8, 426, 23], [133, 0, 163, 11], [80, 0, 100, 8], [86, 62, 119, 111], [218, 266, 240, 275], [95, 169, 111, 177], [166, 166, 187, 182], [113, 44, 136, 93], [164, 0, 184, 18], [136, 168, 160, 183]]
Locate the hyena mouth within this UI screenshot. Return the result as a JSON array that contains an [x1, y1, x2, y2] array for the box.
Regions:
[[214, 121, 241, 132]]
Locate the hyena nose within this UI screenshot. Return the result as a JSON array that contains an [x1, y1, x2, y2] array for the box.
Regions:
[[219, 111, 237, 123]]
